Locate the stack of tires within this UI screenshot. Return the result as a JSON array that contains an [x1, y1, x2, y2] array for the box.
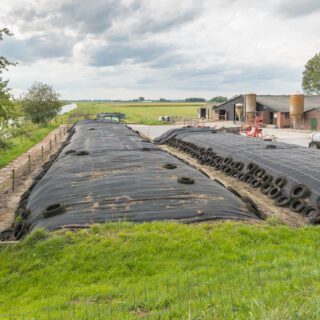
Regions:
[[167, 138, 320, 223]]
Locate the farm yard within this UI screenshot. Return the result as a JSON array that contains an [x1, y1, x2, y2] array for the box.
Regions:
[[1, 116, 320, 319], [1, 0, 320, 318]]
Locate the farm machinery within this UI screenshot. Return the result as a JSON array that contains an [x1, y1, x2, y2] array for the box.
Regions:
[[309, 132, 320, 149]]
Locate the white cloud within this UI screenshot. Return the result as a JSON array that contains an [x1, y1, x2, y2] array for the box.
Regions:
[[0, 0, 320, 99]]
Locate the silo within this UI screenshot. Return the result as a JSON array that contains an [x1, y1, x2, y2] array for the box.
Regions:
[[235, 103, 244, 121], [290, 92, 304, 129], [245, 93, 256, 121]]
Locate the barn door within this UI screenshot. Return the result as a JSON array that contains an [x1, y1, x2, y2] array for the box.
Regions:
[[311, 118, 318, 131]]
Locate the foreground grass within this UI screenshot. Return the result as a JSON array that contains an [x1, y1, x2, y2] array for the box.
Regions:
[[1, 221, 320, 319], [0, 117, 67, 169], [70, 102, 204, 125]]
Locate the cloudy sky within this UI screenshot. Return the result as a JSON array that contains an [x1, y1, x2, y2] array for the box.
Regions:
[[0, 0, 319, 100]]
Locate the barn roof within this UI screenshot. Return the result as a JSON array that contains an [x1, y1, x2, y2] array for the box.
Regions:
[[215, 95, 320, 113], [257, 95, 320, 112]]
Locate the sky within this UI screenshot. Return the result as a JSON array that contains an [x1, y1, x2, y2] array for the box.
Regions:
[[0, 0, 319, 100]]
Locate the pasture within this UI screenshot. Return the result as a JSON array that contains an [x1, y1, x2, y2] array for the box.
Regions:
[[68, 102, 204, 125], [1, 221, 320, 319]]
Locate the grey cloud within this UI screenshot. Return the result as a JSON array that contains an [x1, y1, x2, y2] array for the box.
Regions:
[[6, 0, 203, 66], [9, 0, 200, 37], [0, 34, 74, 62], [275, 0, 320, 18], [89, 42, 170, 66], [58, 0, 125, 35], [135, 63, 301, 92], [10, 0, 136, 36], [149, 54, 188, 69], [133, 4, 203, 34]]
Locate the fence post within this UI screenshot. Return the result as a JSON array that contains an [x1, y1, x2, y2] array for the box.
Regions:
[[12, 169, 15, 192], [55, 134, 57, 145], [28, 154, 31, 173], [50, 139, 52, 151], [59, 130, 62, 140], [41, 146, 44, 160]]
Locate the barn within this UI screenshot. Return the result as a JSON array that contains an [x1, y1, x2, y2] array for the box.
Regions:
[[212, 94, 320, 130]]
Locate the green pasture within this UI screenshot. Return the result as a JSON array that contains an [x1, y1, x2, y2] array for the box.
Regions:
[[1, 221, 320, 319], [69, 102, 204, 125]]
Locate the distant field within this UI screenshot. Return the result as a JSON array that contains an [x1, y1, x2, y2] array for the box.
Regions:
[[69, 102, 205, 125]]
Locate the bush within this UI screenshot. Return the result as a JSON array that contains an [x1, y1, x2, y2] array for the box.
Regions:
[[0, 136, 13, 150]]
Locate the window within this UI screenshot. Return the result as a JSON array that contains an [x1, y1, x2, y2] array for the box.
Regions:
[[284, 112, 290, 119]]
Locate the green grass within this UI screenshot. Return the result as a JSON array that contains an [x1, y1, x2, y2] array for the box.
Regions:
[[0, 117, 66, 169], [1, 221, 320, 319], [70, 102, 204, 125]]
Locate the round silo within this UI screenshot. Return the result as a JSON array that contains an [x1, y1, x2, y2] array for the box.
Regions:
[[235, 103, 244, 121], [245, 94, 256, 120], [290, 92, 304, 128]]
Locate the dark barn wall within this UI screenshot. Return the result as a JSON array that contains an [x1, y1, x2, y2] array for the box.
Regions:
[[214, 96, 244, 121]]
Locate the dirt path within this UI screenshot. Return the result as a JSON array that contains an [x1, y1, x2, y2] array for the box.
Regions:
[[160, 145, 308, 227], [0, 125, 70, 232]]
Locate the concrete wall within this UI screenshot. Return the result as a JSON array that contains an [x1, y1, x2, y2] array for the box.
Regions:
[[304, 109, 320, 130]]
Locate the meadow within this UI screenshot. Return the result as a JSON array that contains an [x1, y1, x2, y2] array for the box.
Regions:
[[68, 102, 204, 125], [0, 116, 67, 169], [1, 221, 320, 319]]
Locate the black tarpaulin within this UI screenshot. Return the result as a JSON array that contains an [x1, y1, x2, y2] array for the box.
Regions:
[[23, 121, 259, 231], [160, 129, 320, 209]]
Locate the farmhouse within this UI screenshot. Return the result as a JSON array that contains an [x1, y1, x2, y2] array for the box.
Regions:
[[211, 93, 320, 130]]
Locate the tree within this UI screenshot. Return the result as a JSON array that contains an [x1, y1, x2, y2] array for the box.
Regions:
[[302, 53, 320, 94], [138, 97, 145, 102], [210, 96, 228, 103], [22, 82, 61, 124], [0, 28, 16, 122], [185, 98, 206, 102]]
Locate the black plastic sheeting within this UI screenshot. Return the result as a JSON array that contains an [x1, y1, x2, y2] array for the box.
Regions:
[[156, 128, 320, 221], [15, 120, 260, 234], [154, 127, 216, 144]]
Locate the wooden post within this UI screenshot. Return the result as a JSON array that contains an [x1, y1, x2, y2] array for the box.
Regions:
[[55, 134, 57, 144], [59, 130, 62, 140], [50, 139, 52, 150], [41, 146, 44, 160], [12, 169, 15, 192], [28, 154, 31, 173]]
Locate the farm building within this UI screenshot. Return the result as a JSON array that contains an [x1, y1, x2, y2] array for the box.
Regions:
[[212, 93, 320, 130], [197, 102, 222, 119]]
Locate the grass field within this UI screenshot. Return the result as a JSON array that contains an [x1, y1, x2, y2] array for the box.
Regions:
[[0, 119, 68, 169], [69, 102, 204, 125], [1, 221, 320, 319]]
